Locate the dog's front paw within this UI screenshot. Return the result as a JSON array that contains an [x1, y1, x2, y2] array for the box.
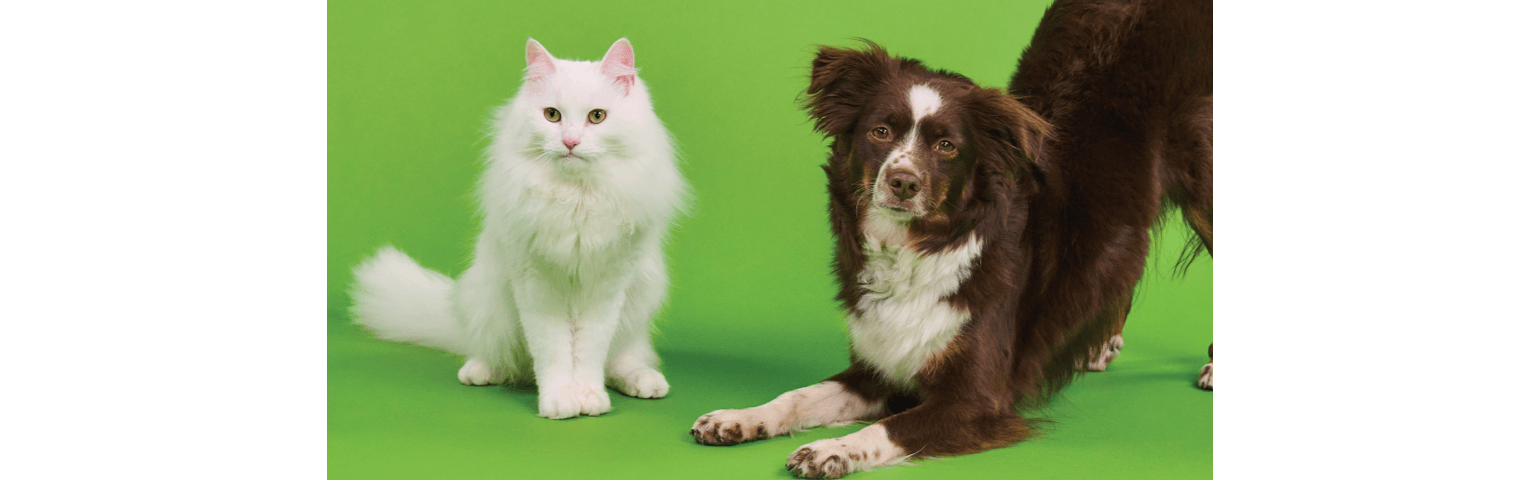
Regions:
[[691, 409, 775, 446], [1196, 362, 1213, 390], [786, 425, 903, 479], [782, 424, 899, 476], [1080, 334, 1124, 371], [611, 368, 669, 399], [786, 441, 853, 479], [538, 382, 611, 419]]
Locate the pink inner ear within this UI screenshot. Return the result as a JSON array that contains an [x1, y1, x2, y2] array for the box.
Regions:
[[525, 39, 556, 80], [600, 39, 636, 95], [612, 74, 635, 96]]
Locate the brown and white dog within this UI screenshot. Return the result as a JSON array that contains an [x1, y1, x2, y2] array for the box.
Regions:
[[690, 0, 1211, 476]]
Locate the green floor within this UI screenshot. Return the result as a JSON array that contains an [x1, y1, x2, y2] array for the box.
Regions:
[[327, 238, 1212, 479]]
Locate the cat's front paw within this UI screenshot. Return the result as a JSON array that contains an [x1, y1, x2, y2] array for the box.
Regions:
[[458, 359, 498, 386], [578, 383, 612, 416], [537, 389, 582, 419], [538, 382, 611, 419], [612, 368, 669, 398]]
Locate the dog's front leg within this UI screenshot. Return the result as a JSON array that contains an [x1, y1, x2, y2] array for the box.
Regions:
[[783, 392, 1026, 479], [691, 367, 886, 446], [786, 327, 1025, 478]]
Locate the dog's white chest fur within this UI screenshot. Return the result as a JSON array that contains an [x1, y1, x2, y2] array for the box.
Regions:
[[848, 214, 983, 390]]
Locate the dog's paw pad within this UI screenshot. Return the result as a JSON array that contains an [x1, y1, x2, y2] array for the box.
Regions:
[[787, 444, 851, 479], [690, 409, 773, 446], [786, 427, 902, 479]]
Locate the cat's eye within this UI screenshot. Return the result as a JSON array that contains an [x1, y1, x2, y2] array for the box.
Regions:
[[544, 108, 561, 123], [937, 140, 956, 153], [588, 109, 607, 124], [871, 126, 890, 140]]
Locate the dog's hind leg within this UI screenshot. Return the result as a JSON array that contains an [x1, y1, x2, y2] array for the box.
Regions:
[[1079, 294, 1133, 371], [1166, 94, 1213, 257], [1197, 343, 1213, 390], [1164, 94, 1214, 390]]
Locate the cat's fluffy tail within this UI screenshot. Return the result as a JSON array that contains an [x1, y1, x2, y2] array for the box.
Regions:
[[349, 246, 465, 355]]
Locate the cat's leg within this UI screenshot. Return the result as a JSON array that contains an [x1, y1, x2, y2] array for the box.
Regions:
[[451, 259, 523, 386], [567, 289, 628, 416], [511, 275, 590, 419], [513, 274, 626, 419], [606, 251, 669, 398]]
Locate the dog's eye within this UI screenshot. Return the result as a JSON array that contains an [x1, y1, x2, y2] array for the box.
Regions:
[[589, 109, 607, 124], [871, 126, 890, 140], [544, 108, 561, 123], [937, 140, 956, 153]]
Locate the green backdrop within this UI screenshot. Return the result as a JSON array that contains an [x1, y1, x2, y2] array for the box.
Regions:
[[328, 0, 1213, 478]]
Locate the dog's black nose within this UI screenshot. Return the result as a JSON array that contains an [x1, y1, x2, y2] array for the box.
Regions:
[[887, 171, 921, 201]]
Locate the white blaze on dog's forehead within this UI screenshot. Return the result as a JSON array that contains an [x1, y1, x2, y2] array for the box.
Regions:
[[885, 85, 943, 168], [884, 84, 942, 167], [909, 84, 944, 121]]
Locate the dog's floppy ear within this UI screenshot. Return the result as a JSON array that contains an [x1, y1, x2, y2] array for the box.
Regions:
[[804, 42, 893, 137], [968, 89, 1054, 175]]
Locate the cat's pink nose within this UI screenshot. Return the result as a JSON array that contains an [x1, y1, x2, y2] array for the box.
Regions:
[[563, 139, 580, 150]]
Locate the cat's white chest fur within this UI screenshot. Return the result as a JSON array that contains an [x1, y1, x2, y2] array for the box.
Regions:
[[520, 178, 640, 268], [848, 212, 984, 390]]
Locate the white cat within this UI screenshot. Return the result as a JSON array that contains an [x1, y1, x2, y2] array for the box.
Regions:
[[349, 38, 688, 419]]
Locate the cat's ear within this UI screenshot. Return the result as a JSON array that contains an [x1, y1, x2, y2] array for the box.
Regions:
[[525, 38, 557, 82], [600, 38, 637, 96]]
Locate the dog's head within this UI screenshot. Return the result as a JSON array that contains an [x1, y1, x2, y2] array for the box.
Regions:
[[805, 43, 1050, 238]]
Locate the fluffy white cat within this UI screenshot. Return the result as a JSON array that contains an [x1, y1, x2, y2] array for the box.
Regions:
[[350, 38, 688, 419]]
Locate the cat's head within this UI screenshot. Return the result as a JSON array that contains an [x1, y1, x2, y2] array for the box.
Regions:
[[510, 38, 658, 172]]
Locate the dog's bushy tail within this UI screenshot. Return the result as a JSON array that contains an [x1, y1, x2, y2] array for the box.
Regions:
[[348, 246, 465, 355]]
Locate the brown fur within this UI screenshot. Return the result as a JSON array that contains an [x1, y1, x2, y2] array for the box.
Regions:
[[804, 0, 1212, 462]]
